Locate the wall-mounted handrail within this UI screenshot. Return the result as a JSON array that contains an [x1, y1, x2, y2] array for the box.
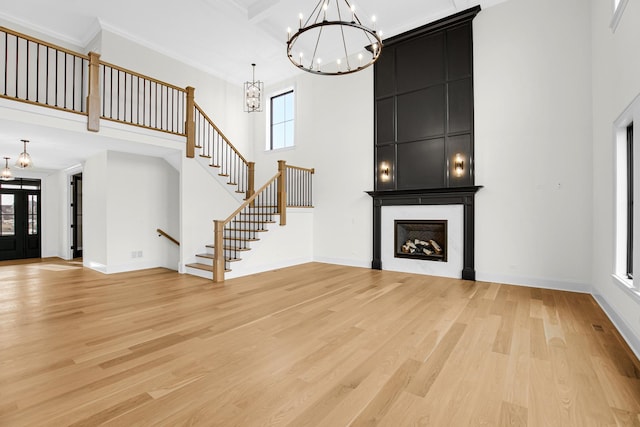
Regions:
[[157, 228, 180, 246], [0, 26, 89, 116]]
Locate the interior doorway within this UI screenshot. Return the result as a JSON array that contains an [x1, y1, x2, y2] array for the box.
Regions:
[[0, 179, 41, 261], [71, 173, 83, 259]]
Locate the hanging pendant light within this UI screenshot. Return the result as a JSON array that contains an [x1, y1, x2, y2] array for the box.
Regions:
[[244, 64, 263, 113], [1, 157, 12, 181], [286, 0, 383, 76], [15, 139, 33, 168]]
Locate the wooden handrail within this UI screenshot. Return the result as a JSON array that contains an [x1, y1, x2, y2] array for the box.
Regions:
[[157, 229, 180, 246], [0, 26, 89, 59], [222, 172, 281, 225], [286, 165, 315, 174], [99, 60, 187, 93], [194, 102, 248, 164]]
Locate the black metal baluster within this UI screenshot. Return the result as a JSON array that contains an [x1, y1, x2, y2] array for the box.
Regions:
[[15, 35, 19, 98], [4, 32, 8, 96]]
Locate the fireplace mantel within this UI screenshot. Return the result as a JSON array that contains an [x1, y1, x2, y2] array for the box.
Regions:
[[367, 186, 482, 280]]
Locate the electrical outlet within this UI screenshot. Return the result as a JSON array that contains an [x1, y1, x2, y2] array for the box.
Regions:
[[131, 251, 137, 259], [137, 250, 143, 258]]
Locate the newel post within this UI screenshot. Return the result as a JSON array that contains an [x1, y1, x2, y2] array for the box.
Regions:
[[86, 52, 101, 132], [247, 161, 255, 200], [277, 160, 287, 226], [213, 220, 225, 282], [185, 86, 196, 158]]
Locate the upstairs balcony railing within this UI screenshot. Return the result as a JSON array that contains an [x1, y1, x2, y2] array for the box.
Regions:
[[0, 27, 88, 115], [0, 26, 244, 192]]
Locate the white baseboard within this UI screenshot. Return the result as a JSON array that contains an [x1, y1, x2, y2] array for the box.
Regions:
[[475, 271, 590, 294], [313, 256, 371, 269], [592, 293, 640, 361], [224, 256, 313, 280], [84, 260, 161, 274]]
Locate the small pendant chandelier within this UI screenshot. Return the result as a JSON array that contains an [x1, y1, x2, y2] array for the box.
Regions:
[[244, 64, 263, 113], [286, 0, 382, 76], [1, 157, 12, 181], [15, 139, 33, 168]]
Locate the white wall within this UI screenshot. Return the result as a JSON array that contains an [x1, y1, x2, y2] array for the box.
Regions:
[[83, 151, 108, 269], [82, 150, 180, 273], [591, 0, 640, 353], [251, 70, 374, 268], [179, 154, 240, 271], [41, 171, 63, 258], [104, 151, 179, 272], [473, 0, 593, 291]]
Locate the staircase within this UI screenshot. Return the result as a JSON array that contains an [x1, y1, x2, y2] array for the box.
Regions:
[[0, 25, 315, 282], [186, 205, 278, 276]]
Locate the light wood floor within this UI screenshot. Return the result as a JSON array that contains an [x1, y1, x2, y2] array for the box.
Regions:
[[1, 260, 640, 426]]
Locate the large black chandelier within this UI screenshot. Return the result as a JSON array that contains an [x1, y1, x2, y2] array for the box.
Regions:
[[286, 0, 382, 76]]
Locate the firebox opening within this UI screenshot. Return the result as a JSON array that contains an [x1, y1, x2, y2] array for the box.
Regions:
[[395, 220, 447, 262]]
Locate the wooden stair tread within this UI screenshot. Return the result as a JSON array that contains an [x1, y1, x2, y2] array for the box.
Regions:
[[208, 238, 260, 245], [186, 263, 231, 273], [196, 248, 250, 258], [199, 154, 211, 159], [210, 164, 221, 168], [218, 173, 229, 177], [227, 182, 238, 186]]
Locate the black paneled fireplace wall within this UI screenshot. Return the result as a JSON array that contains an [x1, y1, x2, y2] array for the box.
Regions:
[[374, 6, 480, 190], [369, 7, 482, 280]]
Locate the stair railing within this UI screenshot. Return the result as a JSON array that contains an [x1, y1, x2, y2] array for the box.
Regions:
[[212, 160, 315, 281], [285, 163, 315, 207], [0, 26, 89, 116], [194, 102, 254, 198], [213, 171, 281, 281]]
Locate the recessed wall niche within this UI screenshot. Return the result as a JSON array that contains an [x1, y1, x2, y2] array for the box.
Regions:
[[374, 7, 480, 191]]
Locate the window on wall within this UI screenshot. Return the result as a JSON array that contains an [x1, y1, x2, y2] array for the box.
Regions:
[[270, 90, 294, 150], [615, 95, 639, 293], [628, 124, 635, 278], [1, 194, 15, 236]]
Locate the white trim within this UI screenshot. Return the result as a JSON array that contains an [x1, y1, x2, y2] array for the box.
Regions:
[[313, 257, 371, 269], [475, 271, 590, 293], [593, 293, 640, 361], [611, 0, 630, 33]]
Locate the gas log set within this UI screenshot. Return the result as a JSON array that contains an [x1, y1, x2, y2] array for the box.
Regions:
[[401, 239, 443, 256]]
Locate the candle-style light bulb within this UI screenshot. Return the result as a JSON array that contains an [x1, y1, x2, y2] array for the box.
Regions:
[[299, 13, 303, 28], [287, 27, 291, 41], [350, 4, 355, 22]]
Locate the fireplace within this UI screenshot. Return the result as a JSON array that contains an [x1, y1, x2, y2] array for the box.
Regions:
[[395, 220, 447, 262], [367, 187, 481, 280]]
